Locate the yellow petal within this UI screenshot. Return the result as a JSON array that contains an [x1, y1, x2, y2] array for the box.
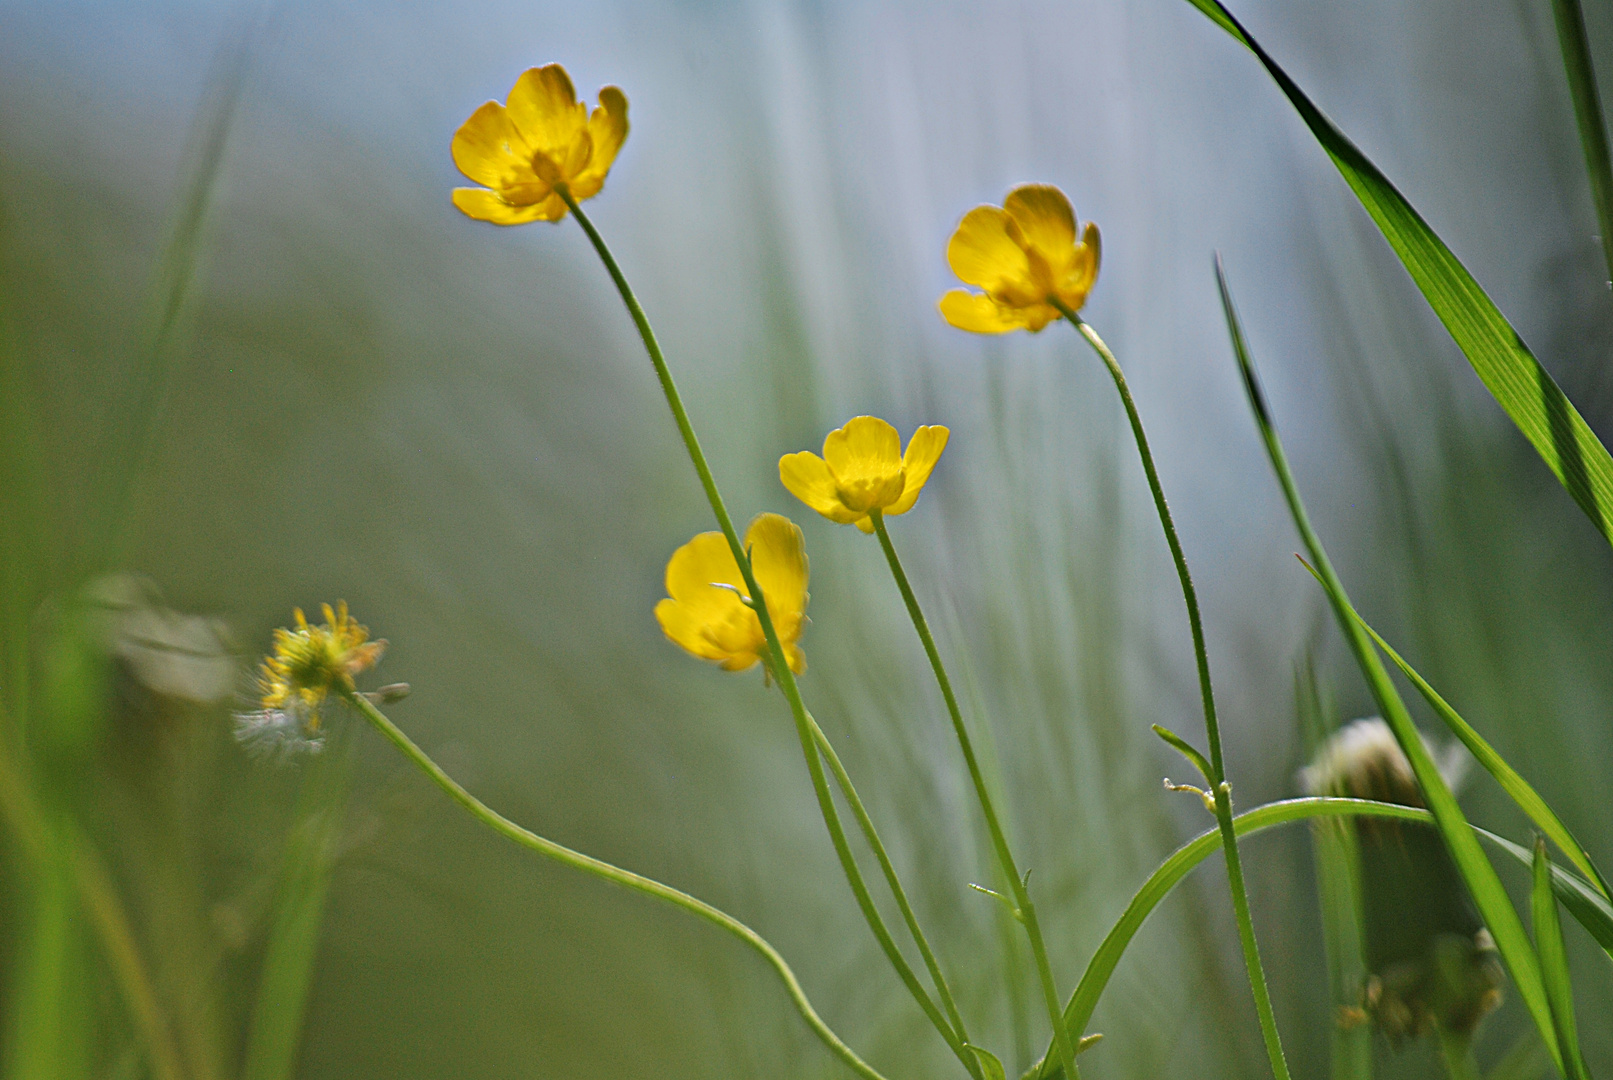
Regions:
[[665, 531, 746, 609], [938, 290, 1027, 334], [1055, 220, 1101, 310], [1003, 185, 1076, 268], [654, 597, 730, 663], [571, 86, 629, 199], [451, 101, 534, 189], [506, 65, 588, 160], [779, 451, 861, 523], [745, 513, 809, 647], [452, 187, 566, 225], [886, 425, 949, 517], [822, 416, 905, 511], [946, 205, 1032, 293]]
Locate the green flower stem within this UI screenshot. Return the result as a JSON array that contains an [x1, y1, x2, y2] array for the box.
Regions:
[[867, 510, 1080, 1080], [560, 190, 977, 1077], [341, 689, 888, 1080], [804, 705, 974, 1054], [1051, 300, 1290, 1080]]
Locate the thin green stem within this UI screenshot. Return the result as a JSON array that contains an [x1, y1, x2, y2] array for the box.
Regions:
[[560, 189, 975, 1075], [806, 709, 973, 1052], [341, 690, 888, 1080], [867, 511, 1078, 1080], [1052, 302, 1290, 1080]]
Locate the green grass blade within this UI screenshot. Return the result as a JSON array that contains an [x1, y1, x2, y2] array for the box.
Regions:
[[1184, 0, 1613, 548], [1531, 839, 1590, 1080], [1022, 794, 1605, 1080], [1485, 1030, 1552, 1080], [1216, 262, 1562, 1068], [1552, 0, 1613, 287], [1025, 797, 1436, 1080], [242, 736, 353, 1080], [85, 31, 249, 567], [1297, 661, 1371, 1080], [1342, 605, 1611, 901]]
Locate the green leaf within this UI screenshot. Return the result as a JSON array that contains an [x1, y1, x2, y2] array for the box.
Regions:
[[1183, 0, 1613, 548], [1024, 795, 1608, 1080], [1531, 839, 1591, 1080], [1340, 603, 1612, 905], [1216, 262, 1563, 1068], [966, 1045, 1008, 1080], [1551, 0, 1613, 287]]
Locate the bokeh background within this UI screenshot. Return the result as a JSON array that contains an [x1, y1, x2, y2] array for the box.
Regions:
[[2, 0, 1612, 1077]]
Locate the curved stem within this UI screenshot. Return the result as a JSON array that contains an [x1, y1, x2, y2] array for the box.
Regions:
[[558, 189, 975, 1076], [342, 690, 888, 1080], [868, 511, 1078, 1080], [1052, 302, 1289, 1080], [807, 709, 973, 1053]]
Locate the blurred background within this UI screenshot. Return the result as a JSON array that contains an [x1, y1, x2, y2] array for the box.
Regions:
[[2, 0, 1612, 1077]]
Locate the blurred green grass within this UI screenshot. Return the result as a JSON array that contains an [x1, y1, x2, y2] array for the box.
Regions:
[[2, 1, 1612, 1077]]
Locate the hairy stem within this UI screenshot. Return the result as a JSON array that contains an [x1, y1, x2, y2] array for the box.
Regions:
[[560, 188, 976, 1076], [869, 510, 1079, 1080], [1053, 302, 1289, 1080], [343, 689, 888, 1080]]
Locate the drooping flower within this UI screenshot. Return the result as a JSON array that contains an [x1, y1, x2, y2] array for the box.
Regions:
[[779, 416, 948, 533], [939, 184, 1101, 333], [655, 514, 809, 676], [251, 602, 386, 739], [452, 64, 628, 225]]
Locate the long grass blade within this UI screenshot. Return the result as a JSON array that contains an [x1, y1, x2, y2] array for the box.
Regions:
[[1340, 603, 1611, 903], [1531, 839, 1591, 1080], [1183, 0, 1613, 548], [1215, 261, 1562, 1067], [242, 736, 353, 1080], [85, 29, 250, 567], [1485, 1030, 1552, 1080], [1024, 795, 1606, 1080], [1551, 0, 1613, 287]]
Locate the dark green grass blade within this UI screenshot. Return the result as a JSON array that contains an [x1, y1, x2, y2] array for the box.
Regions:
[[242, 735, 353, 1080], [1183, 0, 1613, 547], [1531, 839, 1591, 1080], [1552, 0, 1613, 287], [1342, 605, 1612, 904], [1216, 262, 1562, 1067], [1024, 796, 1605, 1080]]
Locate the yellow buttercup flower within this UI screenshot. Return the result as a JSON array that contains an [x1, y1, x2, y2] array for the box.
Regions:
[[451, 63, 628, 225], [255, 602, 386, 734], [779, 416, 948, 533], [655, 514, 809, 676], [938, 184, 1101, 333]]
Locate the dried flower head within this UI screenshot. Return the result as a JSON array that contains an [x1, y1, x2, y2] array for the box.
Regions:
[[452, 63, 628, 225], [1304, 717, 1500, 1041], [240, 603, 385, 753], [939, 184, 1101, 334]]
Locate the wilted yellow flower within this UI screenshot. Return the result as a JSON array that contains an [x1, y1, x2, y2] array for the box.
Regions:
[[655, 514, 809, 676], [779, 416, 948, 533], [452, 63, 628, 225], [255, 602, 386, 734], [938, 184, 1101, 333]]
